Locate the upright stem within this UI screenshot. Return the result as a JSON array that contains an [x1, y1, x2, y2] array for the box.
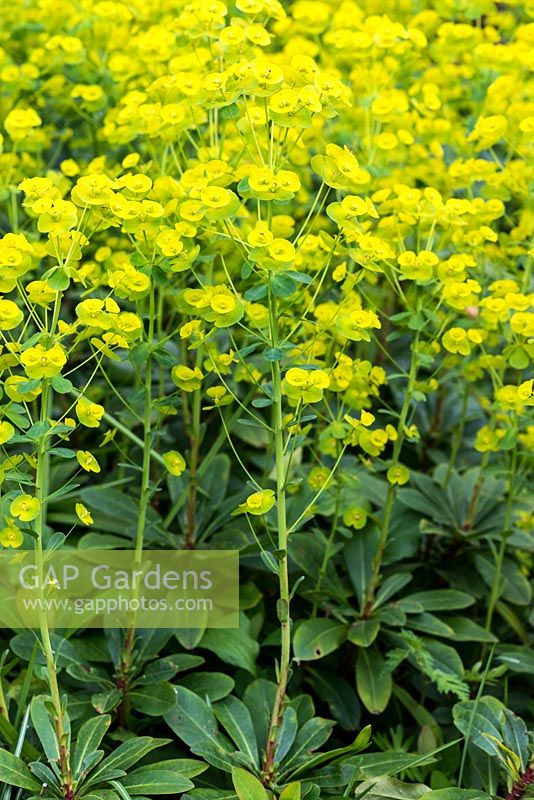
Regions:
[[185, 354, 202, 550], [118, 287, 155, 704], [135, 286, 156, 565], [35, 379, 73, 796], [263, 291, 291, 784]]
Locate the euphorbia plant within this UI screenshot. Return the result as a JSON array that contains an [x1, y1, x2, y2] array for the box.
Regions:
[[0, 0, 532, 799]]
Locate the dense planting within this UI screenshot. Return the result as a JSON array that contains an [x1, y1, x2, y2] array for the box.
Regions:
[[0, 0, 532, 798]]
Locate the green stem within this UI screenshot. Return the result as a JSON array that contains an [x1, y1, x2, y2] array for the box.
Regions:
[[263, 291, 291, 785], [185, 354, 202, 549], [118, 287, 155, 709], [35, 380, 73, 794]]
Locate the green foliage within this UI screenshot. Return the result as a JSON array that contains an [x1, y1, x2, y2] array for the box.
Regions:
[[0, 0, 532, 798]]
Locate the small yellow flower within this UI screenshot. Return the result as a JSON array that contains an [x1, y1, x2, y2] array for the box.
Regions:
[[0, 420, 15, 445], [236, 489, 276, 516], [474, 426, 503, 453], [387, 465, 410, 486], [248, 223, 273, 247], [337, 310, 381, 342], [495, 380, 533, 411], [26, 281, 57, 307], [60, 159, 80, 177], [237, 0, 264, 12], [20, 343, 67, 379], [0, 299, 23, 330], [76, 299, 111, 328], [307, 466, 331, 491], [156, 229, 184, 257], [267, 238, 296, 264], [71, 173, 115, 206], [398, 250, 437, 282], [76, 398, 105, 428], [284, 367, 330, 404], [210, 295, 236, 315], [442, 328, 471, 356], [4, 108, 42, 141], [385, 424, 398, 441], [122, 153, 140, 168], [163, 450, 186, 477], [171, 365, 203, 392], [200, 186, 232, 208], [10, 494, 40, 522], [269, 88, 299, 115], [117, 173, 152, 195], [77, 450, 101, 473], [204, 386, 233, 409], [0, 520, 23, 548], [442, 280, 481, 311], [343, 506, 367, 529], [75, 503, 94, 526], [340, 195, 377, 219]]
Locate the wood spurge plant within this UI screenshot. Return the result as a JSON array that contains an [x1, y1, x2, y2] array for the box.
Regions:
[[0, 0, 532, 798]]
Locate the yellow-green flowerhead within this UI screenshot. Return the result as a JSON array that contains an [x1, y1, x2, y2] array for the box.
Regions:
[[387, 464, 410, 486], [4, 375, 42, 403], [283, 367, 330, 404], [77, 450, 101, 473], [0, 421, 15, 445], [495, 380, 533, 411], [71, 173, 115, 206], [337, 310, 381, 342], [0, 298, 23, 330], [76, 398, 105, 428], [20, 343, 67, 379], [0, 519, 23, 548], [343, 506, 368, 530], [171, 365, 203, 392], [474, 426, 503, 453], [236, 489, 276, 516], [4, 108, 42, 141], [75, 502, 94, 526], [10, 494, 40, 522], [398, 250, 438, 282], [307, 466, 331, 491], [163, 450, 186, 476], [442, 328, 470, 356]]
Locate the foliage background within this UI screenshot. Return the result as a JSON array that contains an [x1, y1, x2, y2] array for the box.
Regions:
[[0, 0, 532, 798]]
